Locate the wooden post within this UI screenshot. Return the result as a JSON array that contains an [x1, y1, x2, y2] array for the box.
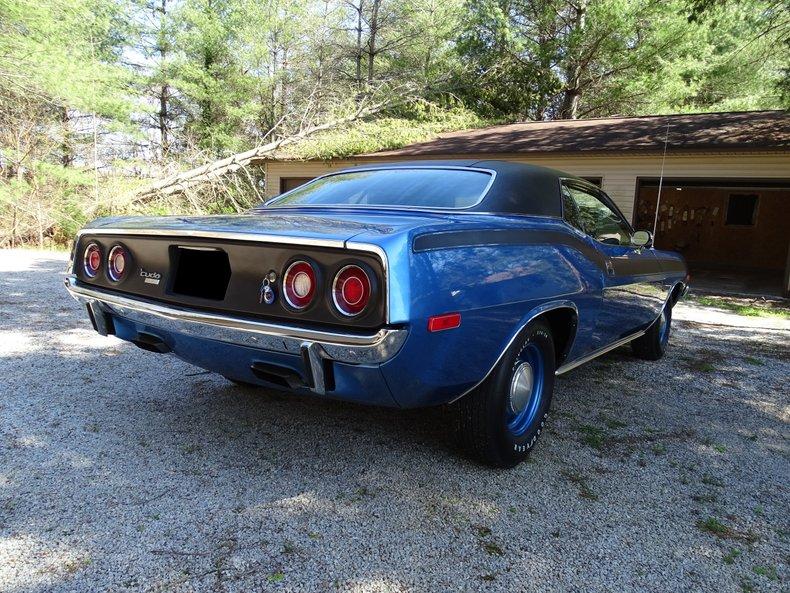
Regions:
[[783, 240, 790, 297]]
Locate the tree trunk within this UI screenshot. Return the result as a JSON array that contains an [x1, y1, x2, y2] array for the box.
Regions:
[[158, 84, 169, 157], [355, 0, 364, 89], [559, 0, 587, 120], [60, 106, 74, 167], [156, 0, 170, 158], [133, 99, 393, 201], [367, 0, 381, 83]]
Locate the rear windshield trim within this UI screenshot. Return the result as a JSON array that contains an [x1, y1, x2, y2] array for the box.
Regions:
[[263, 166, 497, 211]]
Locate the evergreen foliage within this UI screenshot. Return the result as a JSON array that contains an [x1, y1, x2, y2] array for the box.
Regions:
[[0, 0, 786, 247]]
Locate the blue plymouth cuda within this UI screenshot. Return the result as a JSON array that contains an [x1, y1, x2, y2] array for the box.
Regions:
[[65, 161, 687, 467]]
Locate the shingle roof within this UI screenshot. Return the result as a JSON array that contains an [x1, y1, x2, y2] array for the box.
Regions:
[[364, 110, 790, 157]]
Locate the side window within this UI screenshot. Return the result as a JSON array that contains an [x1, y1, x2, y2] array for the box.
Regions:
[[562, 184, 632, 246]]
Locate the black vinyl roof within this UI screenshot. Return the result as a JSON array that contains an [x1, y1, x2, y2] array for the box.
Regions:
[[334, 160, 573, 217]]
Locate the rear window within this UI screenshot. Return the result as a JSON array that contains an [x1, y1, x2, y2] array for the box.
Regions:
[[263, 168, 492, 210]]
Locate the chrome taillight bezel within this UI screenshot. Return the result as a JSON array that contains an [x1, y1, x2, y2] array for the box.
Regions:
[[83, 243, 102, 278], [331, 264, 372, 317], [107, 244, 130, 282], [282, 259, 318, 310]]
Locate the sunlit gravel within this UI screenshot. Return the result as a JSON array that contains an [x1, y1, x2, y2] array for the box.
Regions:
[[1, 249, 788, 593]]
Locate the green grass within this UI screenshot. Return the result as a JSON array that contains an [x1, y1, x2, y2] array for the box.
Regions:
[[723, 548, 741, 565], [751, 565, 778, 581], [561, 470, 599, 501], [475, 525, 492, 538], [693, 361, 717, 372], [689, 295, 790, 320], [577, 424, 607, 449], [267, 572, 285, 583], [481, 541, 504, 556], [691, 493, 717, 503], [701, 474, 725, 487], [598, 414, 627, 429], [696, 516, 733, 537]]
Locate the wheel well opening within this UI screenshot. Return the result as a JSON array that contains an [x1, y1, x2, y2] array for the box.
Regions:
[[540, 308, 577, 366], [669, 283, 685, 306]]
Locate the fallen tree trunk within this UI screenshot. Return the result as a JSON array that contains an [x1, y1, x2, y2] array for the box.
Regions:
[[133, 100, 389, 202]]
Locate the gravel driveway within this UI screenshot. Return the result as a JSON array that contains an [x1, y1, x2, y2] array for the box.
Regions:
[[1, 250, 788, 593]]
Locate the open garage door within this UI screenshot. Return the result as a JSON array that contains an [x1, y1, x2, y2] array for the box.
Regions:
[[634, 179, 790, 296]]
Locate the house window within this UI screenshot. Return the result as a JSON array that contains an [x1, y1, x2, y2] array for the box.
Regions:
[[280, 177, 314, 194], [725, 194, 758, 226]]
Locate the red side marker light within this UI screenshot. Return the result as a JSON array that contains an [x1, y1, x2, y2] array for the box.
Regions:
[[428, 312, 461, 332]]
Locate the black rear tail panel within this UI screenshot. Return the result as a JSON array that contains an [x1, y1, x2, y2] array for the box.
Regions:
[[73, 234, 386, 330]]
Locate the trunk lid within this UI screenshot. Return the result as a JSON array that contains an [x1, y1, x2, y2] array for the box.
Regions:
[[84, 209, 457, 246]]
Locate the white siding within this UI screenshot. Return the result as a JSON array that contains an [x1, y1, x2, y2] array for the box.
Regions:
[[263, 153, 790, 222]]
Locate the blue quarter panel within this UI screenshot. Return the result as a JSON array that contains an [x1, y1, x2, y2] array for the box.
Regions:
[[370, 217, 605, 408]]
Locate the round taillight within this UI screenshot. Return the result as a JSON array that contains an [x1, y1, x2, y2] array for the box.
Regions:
[[332, 265, 371, 317], [107, 245, 129, 282], [83, 243, 102, 278], [283, 260, 317, 310]]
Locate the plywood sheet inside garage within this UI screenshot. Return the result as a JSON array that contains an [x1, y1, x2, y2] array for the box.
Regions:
[[635, 183, 789, 272]]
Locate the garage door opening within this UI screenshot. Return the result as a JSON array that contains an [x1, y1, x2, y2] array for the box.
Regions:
[[634, 178, 790, 297]]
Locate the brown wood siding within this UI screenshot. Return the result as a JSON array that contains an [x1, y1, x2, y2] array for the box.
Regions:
[[635, 184, 789, 272]]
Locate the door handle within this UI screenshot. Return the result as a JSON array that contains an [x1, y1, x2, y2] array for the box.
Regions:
[[605, 259, 615, 276]]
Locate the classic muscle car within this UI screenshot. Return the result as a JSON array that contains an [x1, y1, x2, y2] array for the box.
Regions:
[[65, 161, 687, 467]]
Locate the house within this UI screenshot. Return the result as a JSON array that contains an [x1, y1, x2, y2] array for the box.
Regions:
[[256, 110, 790, 296]]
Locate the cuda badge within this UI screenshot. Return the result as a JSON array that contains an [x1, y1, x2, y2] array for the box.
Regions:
[[140, 269, 162, 285]]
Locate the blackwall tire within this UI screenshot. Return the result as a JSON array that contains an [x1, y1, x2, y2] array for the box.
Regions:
[[456, 319, 556, 468], [631, 305, 672, 361]]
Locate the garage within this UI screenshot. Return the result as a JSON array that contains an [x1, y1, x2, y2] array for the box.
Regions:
[[634, 179, 790, 295]]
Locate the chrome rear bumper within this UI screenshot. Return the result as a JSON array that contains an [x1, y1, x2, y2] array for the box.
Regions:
[[64, 276, 407, 394]]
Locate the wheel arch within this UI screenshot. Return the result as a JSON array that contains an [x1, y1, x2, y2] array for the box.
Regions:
[[538, 305, 579, 367], [448, 300, 578, 404], [668, 281, 686, 307]]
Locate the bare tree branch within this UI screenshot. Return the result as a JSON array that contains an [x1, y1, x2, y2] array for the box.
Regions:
[[132, 95, 400, 202]]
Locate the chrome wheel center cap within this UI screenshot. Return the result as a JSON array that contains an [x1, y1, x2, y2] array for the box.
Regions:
[[509, 361, 534, 415]]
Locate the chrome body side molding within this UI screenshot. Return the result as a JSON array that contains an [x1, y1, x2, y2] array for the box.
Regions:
[[554, 280, 684, 376], [554, 329, 646, 375]]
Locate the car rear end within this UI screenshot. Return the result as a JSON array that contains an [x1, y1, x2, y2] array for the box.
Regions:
[[66, 218, 408, 407], [65, 164, 556, 411]]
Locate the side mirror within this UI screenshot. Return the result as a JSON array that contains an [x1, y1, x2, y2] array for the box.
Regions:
[[631, 230, 653, 248]]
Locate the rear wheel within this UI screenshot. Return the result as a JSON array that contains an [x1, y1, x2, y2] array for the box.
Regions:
[[456, 320, 556, 467], [631, 305, 672, 361]]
